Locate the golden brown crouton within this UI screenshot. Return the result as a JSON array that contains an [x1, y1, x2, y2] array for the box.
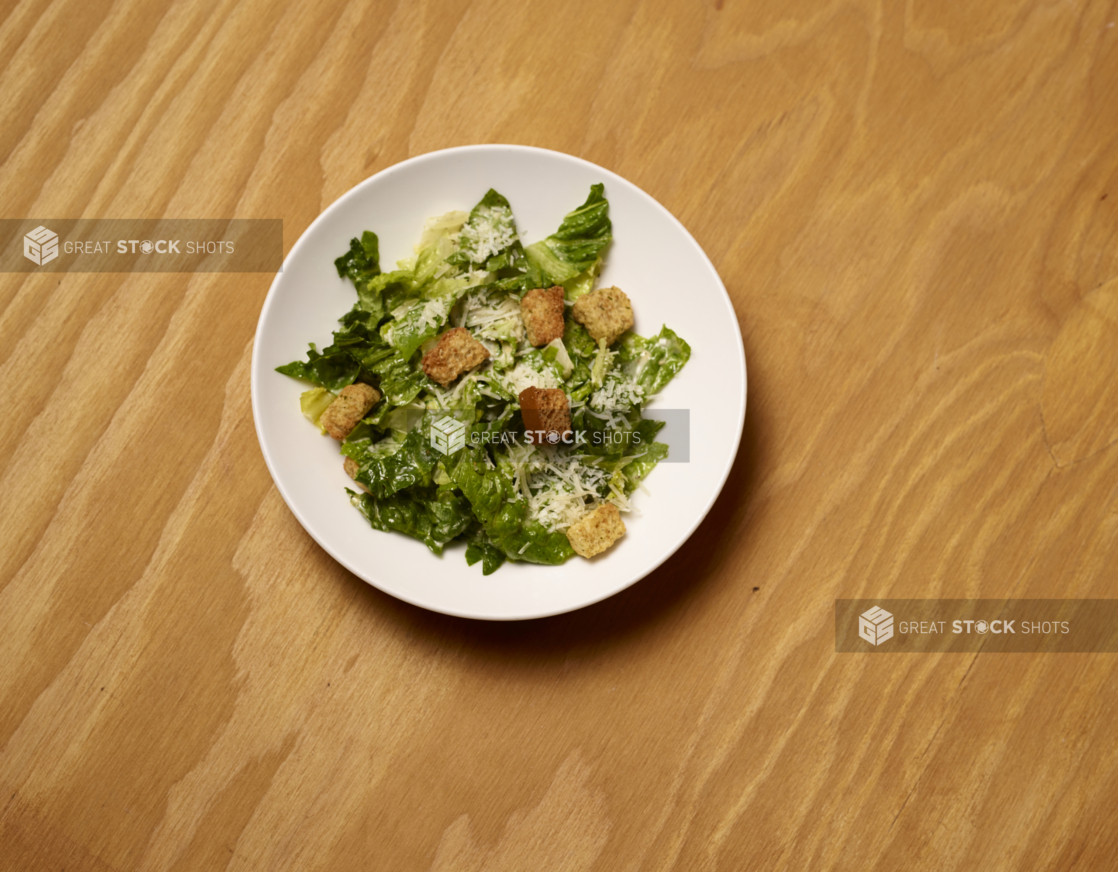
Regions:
[[566, 503, 626, 558], [422, 327, 490, 386], [519, 387, 571, 443], [521, 286, 565, 346], [321, 383, 380, 441], [571, 286, 634, 345]]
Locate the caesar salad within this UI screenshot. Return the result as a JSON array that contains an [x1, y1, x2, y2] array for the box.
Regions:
[[277, 185, 690, 574]]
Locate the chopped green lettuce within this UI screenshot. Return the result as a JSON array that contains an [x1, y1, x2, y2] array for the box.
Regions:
[[524, 184, 612, 287], [276, 184, 687, 572], [300, 387, 335, 431]]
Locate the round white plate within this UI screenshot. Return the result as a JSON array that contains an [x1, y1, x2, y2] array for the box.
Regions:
[[251, 145, 746, 620]]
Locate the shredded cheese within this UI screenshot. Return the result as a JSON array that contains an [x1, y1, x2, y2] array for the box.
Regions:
[[590, 373, 645, 412], [500, 357, 562, 396], [459, 204, 517, 263], [417, 297, 452, 330], [508, 445, 622, 533], [458, 288, 526, 343]]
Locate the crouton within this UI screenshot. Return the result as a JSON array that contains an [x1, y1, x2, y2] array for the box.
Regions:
[[519, 387, 571, 443], [566, 503, 626, 558], [422, 327, 490, 386], [521, 285, 565, 346], [321, 383, 380, 441], [571, 285, 633, 345]]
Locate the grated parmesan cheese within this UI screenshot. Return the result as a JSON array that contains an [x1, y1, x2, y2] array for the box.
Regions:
[[459, 205, 517, 263], [508, 445, 621, 533], [416, 210, 469, 254], [416, 297, 452, 330], [458, 288, 526, 343], [590, 373, 645, 413], [499, 356, 562, 396]]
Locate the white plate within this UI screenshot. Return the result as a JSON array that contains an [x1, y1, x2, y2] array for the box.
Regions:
[[251, 145, 746, 620]]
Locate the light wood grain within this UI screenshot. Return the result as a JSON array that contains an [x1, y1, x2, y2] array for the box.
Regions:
[[2, 0, 1118, 869]]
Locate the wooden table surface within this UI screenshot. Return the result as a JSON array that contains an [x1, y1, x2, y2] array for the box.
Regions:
[[3, 1, 1117, 869]]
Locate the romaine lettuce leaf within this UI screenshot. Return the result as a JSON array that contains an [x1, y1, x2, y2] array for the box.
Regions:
[[448, 189, 521, 267], [386, 291, 464, 360], [355, 334, 430, 406], [276, 345, 360, 391], [300, 387, 335, 430], [347, 426, 440, 498], [561, 256, 603, 302], [349, 487, 472, 555], [620, 326, 692, 398], [333, 232, 396, 324], [334, 230, 380, 285], [524, 183, 612, 287], [445, 447, 574, 565], [563, 320, 597, 360], [465, 528, 507, 575], [621, 441, 670, 492]]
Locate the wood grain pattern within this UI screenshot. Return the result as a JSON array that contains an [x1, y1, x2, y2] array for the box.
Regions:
[[2, 0, 1117, 869]]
